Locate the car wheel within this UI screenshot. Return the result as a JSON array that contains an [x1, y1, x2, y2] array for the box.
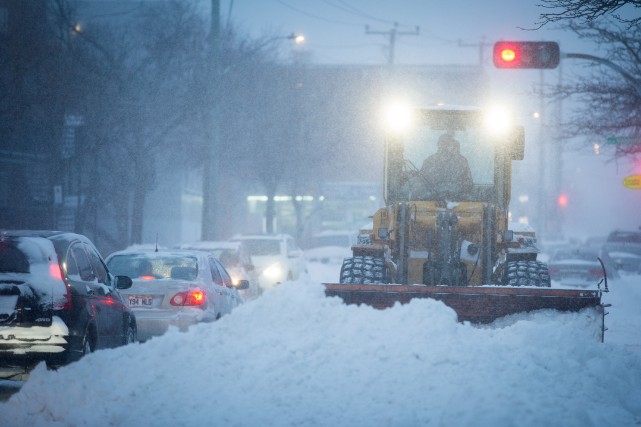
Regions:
[[124, 323, 137, 345], [81, 331, 92, 356]]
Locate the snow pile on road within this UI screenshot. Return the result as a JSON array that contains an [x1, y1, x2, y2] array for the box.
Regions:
[[2, 275, 641, 426]]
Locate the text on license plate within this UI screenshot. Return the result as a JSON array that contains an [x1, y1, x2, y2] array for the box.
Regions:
[[128, 295, 153, 308]]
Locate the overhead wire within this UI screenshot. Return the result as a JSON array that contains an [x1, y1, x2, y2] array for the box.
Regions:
[[272, 0, 363, 27]]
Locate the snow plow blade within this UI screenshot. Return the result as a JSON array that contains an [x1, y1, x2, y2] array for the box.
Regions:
[[324, 284, 602, 324]]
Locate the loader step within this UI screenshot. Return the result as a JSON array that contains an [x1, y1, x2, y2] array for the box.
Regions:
[[324, 283, 601, 324]]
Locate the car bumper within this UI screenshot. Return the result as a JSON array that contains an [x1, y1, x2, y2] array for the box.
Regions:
[[0, 316, 69, 371], [131, 309, 206, 342]]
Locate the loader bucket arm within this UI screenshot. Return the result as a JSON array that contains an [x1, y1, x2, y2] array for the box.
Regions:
[[324, 283, 602, 324]]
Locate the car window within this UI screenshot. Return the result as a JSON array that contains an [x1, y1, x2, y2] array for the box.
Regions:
[[86, 245, 110, 286], [214, 259, 232, 287], [607, 232, 641, 244], [209, 258, 224, 286], [240, 239, 281, 256], [0, 240, 30, 273], [107, 255, 198, 280], [68, 243, 96, 282], [553, 249, 598, 262], [219, 249, 240, 267]]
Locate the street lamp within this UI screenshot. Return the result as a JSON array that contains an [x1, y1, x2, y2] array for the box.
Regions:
[[287, 33, 305, 45]]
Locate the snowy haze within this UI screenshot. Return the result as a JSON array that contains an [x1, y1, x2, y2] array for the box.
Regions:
[[2, 257, 641, 426]]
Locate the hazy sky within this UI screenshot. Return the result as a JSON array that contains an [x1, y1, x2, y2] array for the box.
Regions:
[[223, 0, 596, 66], [220, 0, 641, 237]]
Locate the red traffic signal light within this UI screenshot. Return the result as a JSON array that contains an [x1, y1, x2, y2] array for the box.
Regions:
[[493, 41, 560, 69]]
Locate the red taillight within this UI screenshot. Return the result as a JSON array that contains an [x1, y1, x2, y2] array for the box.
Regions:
[[50, 263, 72, 311], [170, 289, 206, 306], [50, 263, 63, 280], [139, 275, 156, 280]]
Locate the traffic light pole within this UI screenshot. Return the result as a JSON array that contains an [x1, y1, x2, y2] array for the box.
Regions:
[[562, 52, 641, 97]]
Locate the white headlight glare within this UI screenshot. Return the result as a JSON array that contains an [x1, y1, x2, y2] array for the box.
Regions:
[[263, 263, 283, 279], [484, 106, 513, 136], [383, 101, 413, 133]]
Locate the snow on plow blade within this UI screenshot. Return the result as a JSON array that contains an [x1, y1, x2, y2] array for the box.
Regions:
[[324, 284, 602, 324]]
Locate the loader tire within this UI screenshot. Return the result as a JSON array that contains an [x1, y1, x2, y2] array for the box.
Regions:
[[340, 256, 386, 284], [502, 260, 551, 287]]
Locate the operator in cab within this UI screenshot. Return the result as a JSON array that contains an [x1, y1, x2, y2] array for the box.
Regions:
[[410, 133, 473, 200]]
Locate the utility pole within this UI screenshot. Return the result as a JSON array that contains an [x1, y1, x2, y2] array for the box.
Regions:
[[201, 0, 221, 240], [365, 23, 419, 66]]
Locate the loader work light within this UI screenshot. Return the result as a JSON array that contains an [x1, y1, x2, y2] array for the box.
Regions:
[[382, 102, 413, 133], [493, 41, 560, 69]]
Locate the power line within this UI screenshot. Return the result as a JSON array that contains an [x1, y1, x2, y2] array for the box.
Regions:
[[323, 0, 414, 28], [365, 23, 420, 66], [273, 0, 362, 27]]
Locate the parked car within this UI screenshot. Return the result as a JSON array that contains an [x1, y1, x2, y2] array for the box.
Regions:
[[602, 229, 641, 273], [177, 241, 261, 300], [231, 234, 306, 290], [0, 230, 136, 379], [547, 246, 615, 288], [105, 249, 247, 342]]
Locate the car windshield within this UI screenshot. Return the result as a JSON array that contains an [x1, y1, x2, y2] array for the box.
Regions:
[[403, 122, 495, 187], [240, 239, 281, 256], [607, 232, 641, 244], [552, 249, 598, 262], [107, 254, 198, 280]]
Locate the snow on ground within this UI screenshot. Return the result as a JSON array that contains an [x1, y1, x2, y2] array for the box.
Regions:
[[2, 258, 641, 427]]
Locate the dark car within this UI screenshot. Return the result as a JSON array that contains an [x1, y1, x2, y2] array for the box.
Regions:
[[0, 230, 136, 379], [602, 229, 641, 273]]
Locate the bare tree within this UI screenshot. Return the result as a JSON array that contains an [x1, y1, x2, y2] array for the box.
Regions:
[[553, 21, 641, 161], [534, 0, 641, 28]]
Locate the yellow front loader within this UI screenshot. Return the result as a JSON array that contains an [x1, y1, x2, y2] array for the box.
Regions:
[[324, 106, 607, 331]]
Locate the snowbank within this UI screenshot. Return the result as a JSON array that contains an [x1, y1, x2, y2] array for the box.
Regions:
[[2, 274, 641, 427]]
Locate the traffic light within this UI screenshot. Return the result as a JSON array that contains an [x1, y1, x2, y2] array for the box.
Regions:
[[493, 41, 560, 69]]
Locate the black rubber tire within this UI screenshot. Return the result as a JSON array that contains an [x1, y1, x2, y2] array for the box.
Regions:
[[124, 323, 137, 345], [339, 256, 386, 284], [502, 260, 551, 287], [81, 331, 92, 356]]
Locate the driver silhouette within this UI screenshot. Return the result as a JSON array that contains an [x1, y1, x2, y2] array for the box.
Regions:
[[419, 133, 473, 200]]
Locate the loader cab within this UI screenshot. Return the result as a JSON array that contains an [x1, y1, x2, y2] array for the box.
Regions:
[[384, 106, 524, 208]]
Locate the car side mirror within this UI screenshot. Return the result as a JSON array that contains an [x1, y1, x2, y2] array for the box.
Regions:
[[115, 275, 133, 290], [235, 279, 250, 290]]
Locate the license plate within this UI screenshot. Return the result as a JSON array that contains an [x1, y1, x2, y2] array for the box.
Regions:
[[128, 295, 153, 308]]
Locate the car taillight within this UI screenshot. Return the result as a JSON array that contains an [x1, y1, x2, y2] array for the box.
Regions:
[[50, 263, 63, 280], [51, 263, 72, 311], [170, 289, 206, 306], [139, 275, 156, 280], [548, 268, 560, 276]]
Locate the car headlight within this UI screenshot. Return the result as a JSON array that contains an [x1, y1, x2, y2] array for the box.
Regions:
[[263, 263, 283, 280]]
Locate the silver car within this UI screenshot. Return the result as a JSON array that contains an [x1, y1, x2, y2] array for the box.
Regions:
[[177, 241, 261, 300], [547, 246, 616, 288], [105, 249, 247, 342]]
